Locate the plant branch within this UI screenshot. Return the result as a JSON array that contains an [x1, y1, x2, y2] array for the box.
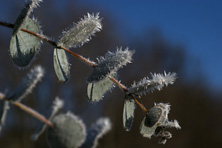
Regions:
[[11, 101, 53, 127], [0, 21, 97, 67], [59, 46, 97, 67], [20, 28, 57, 46], [0, 21, 147, 113], [0, 92, 53, 127], [108, 75, 128, 92], [107, 76, 148, 112], [133, 97, 148, 113]]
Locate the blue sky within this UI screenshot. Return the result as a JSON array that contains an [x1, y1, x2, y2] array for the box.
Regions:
[[75, 0, 222, 90], [0, 0, 221, 90]]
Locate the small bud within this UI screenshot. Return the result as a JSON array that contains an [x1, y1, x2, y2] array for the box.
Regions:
[[140, 103, 181, 144], [7, 65, 44, 101], [127, 72, 177, 96], [81, 118, 112, 148], [0, 101, 10, 133], [46, 112, 86, 148], [58, 13, 102, 48], [87, 47, 134, 82]]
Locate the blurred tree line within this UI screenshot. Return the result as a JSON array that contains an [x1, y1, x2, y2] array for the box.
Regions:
[[0, 1, 221, 148]]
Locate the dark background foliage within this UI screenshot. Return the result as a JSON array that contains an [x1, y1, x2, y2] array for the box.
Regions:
[[0, 0, 221, 148]]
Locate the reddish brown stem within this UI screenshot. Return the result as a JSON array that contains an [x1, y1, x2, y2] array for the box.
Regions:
[[108, 75, 128, 92], [108, 76, 148, 112], [11, 101, 53, 127], [21, 28, 97, 67], [0, 21, 148, 113], [60, 46, 97, 67], [0, 21, 97, 68], [20, 28, 57, 46], [0, 91, 53, 127], [133, 97, 148, 113]]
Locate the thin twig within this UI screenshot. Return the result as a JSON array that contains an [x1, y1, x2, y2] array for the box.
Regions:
[[133, 97, 148, 113], [59, 46, 97, 67], [0, 21, 97, 67], [20, 28, 57, 46], [108, 76, 148, 112], [0, 91, 53, 128], [11, 101, 53, 127], [108, 76, 128, 92], [20, 28, 91, 65], [0, 21, 147, 113], [21, 28, 97, 67]]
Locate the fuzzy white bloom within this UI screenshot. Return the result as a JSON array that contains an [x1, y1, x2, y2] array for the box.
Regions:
[[91, 118, 112, 148], [163, 120, 181, 129], [81, 117, 112, 148], [13, 0, 43, 34], [65, 111, 87, 137], [52, 97, 64, 112], [127, 72, 177, 96], [96, 118, 112, 135], [32, 97, 63, 141], [58, 13, 102, 48], [25, 0, 43, 11], [31, 0, 43, 8], [46, 112, 86, 148], [87, 47, 134, 82], [8, 65, 44, 101], [97, 47, 134, 66], [151, 71, 177, 87]]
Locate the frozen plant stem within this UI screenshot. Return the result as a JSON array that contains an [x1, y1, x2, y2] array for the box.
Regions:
[[0, 93, 53, 127], [133, 97, 148, 113], [108, 75, 128, 92], [0, 21, 147, 112], [108, 76, 148, 112], [0, 22, 128, 88], [11, 101, 53, 127], [0, 21, 96, 67], [20, 28, 97, 67]]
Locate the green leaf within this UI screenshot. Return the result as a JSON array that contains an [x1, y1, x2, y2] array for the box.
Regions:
[[9, 18, 41, 67], [87, 76, 114, 102], [46, 112, 86, 148], [123, 96, 135, 131], [53, 48, 70, 82]]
